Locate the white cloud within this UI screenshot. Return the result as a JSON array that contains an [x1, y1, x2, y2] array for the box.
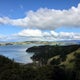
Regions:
[[17, 29, 42, 37], [50, 31, 58, 38], [0, 17, 9, 24], [0, 29, 80, 41], [0, 34, 7, 40], [0, 36, 3, 39], [0, 3, 80, 30], [0, 3, 80, 41], [14, 29, 80, 41], [51, 31, 80, 40]]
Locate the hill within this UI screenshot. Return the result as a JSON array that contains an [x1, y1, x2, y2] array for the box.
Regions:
[[26, 44, 80, 65], [26, 44, 80, 80], [0, 44, 80, 80]]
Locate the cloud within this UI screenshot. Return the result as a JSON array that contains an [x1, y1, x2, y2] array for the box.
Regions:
[[17, 29, 42, 37], [0, 17, 10, 24], [0, 3, 80, 41], [0, 3, 80, 30], [51, 31, 80, 40], [0, 29, 80, 41], [14, 29, 46, 41], [0, 36, 3, 39], [0, 34, 7, 40], [14, 29, 80, 41]]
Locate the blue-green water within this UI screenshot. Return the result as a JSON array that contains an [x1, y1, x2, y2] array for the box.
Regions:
[[0, 44, 35, 64]]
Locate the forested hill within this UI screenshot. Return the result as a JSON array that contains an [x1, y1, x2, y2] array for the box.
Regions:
[[0, 44, 80, 80], [26, 44, 80, 65], [26, 44, 80, 53]]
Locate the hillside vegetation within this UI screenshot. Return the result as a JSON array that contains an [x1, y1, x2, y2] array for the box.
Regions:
[[26, 45, 80, 65], [0, 44, 80, 80]]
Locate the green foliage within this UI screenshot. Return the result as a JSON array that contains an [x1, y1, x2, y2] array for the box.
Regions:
[[0, 55, 66, 80], [0, 44, 80, 80], [74, 52, 80, 70], [0, 69, 22, 80], [27, 44, 80, 64], [50, 58, 61, 65]]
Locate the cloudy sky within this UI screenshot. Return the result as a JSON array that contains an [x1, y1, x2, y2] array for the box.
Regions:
[[0, 0, 80, 42]]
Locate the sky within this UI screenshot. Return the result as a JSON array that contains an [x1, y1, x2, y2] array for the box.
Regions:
[[0, 0, 80, 42]]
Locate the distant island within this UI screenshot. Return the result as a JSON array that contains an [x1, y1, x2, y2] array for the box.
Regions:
[[0, 40, 80, 46]]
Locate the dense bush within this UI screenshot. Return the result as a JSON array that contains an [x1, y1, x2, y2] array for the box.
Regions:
[[27, 45, 80, 64], [0, 55, 66, 80]]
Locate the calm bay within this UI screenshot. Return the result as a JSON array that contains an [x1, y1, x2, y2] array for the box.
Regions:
[[0, 44, 36, 64]]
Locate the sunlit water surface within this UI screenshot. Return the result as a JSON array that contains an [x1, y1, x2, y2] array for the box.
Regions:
[[0, 44, 38, 64]]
